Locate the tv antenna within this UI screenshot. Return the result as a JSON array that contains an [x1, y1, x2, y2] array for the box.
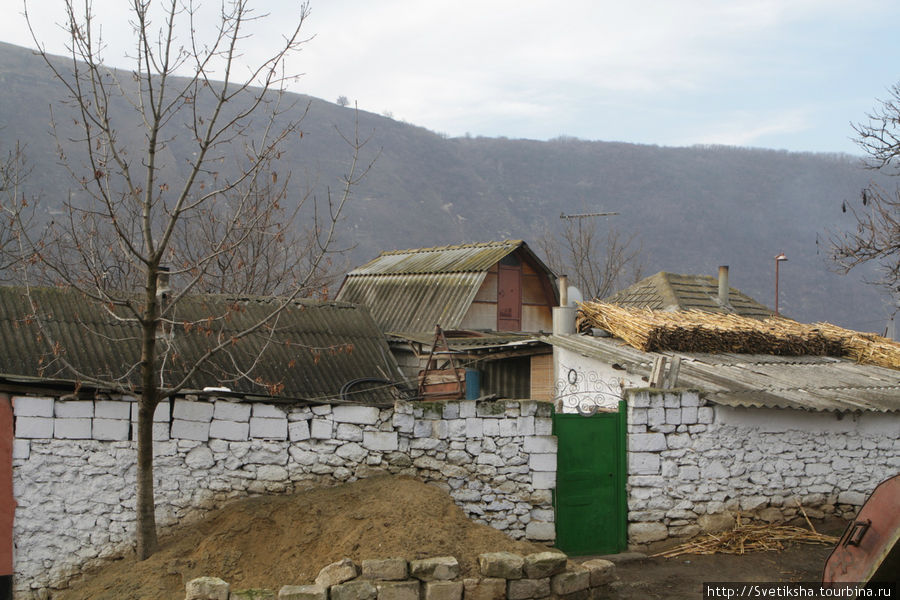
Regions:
[[559, 211, 619, 220]]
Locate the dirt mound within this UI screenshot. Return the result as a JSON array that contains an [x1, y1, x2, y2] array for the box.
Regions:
[[56, 476, 550, 599]]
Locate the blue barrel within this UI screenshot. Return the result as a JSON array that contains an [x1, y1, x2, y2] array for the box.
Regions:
[[465, 369, 481, 400]]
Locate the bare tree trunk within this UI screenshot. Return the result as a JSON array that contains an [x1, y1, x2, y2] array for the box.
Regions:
[[135, 399, 159, 559]]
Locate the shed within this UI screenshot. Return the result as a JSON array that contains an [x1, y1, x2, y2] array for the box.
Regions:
[[0, 286, 404, 405], [336, 240, 559, 333]]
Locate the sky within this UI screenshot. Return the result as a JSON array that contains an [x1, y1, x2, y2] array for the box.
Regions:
[[2, 0, 900, 154]]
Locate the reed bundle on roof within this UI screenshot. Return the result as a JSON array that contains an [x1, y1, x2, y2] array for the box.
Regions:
[[578, 302, 900, 370]]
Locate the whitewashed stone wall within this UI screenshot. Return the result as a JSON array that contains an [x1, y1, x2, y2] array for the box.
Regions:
[[625, 389, 900, 545], [11, 395, 556, 598]]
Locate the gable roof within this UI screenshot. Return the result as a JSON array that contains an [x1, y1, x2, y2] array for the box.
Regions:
[[0, 286, 402, 404], [604, 271, 773, 318], [336, 240, 557, 333]]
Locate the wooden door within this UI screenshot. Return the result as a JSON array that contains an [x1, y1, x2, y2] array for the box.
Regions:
[[553, 401, 627, 555], [497, 257, 522, 331]]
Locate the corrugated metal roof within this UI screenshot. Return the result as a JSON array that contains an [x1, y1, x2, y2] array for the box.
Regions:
[[347, 240, 525, 275], [545, 333, 900, 413], [336, 240, 557, 333], [0, 286, 401, 404], [604, 272, 774, 318], [338, 271, 487, 333]]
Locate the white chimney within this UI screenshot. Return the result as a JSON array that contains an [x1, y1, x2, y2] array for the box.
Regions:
[[718, 265, 730, 307], [552, 274, 576, 335]]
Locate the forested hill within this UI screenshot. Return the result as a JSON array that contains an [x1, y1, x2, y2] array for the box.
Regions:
[[0, 40, 893, 333]]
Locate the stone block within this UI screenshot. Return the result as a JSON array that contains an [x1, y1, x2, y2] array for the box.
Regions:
[[581, 559, 615, 586], [680, 406, 698, 424], [534, 417, 553, 435], [289, 420, 311, 442], [171, 419, 210, 441], [214, 400, 251, 422], [507, 578, 550, 600], [523, 552, 567, 579], [174, 399, 214, 422], [524, 521, 556, 541], [55, 400, 94, 418], [410, 556, 459, 581], [462, 578, 506, 600], [12, 439, 29, 460], [498, 419, 518, 437], [523, 436, 557, 454], [425, 581, 463, 600], [333, 405, 380, 425], [697, 407, 714, 424], [210, 419, 250, 441], [153, 422, 170, 441], [529, 453, 556, 472], [13, 396, 54, 417], [131, 400, 170, 422], [647, 407, 665, 427], [375, 580, 419, 600], [94, 418, 130, 441], [186, 576, 230, 600], [697, 513, 735, 533], [531, 472, 556, 490], [332, 580, 377, 600], [95, 400, 131, 419], [478, 552, 524, 579], [279, 585, 327, 600], [315, 558, 359, 588], [665, 408, 681, 425], [250, 417, 288, 440], [361, 558, 408, 581], [517, 416, 535, 436], [837, 491, 866, 506], [550, 568, 590, 596], [364, 431, 399, 452], [628, 433, 666, 452], [14, 416, 53, 438], [482, 420, 500, 437], [466, 418, 484, 438], [54, 417, 92, 439], [311, 419, 333, 439], [459, 400, 477, 418], [628, 522, 668, 544], [253, 403, 286, 418], [628, 453, 660, 475]]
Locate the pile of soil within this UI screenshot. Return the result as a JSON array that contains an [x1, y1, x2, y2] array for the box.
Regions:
[[56, 476, 550, 599]]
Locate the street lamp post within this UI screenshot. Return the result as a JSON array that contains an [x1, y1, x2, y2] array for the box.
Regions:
[[774, 253, 788, 316]]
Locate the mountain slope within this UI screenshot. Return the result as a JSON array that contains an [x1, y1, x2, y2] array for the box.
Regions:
[[0, 41, 892, 332]]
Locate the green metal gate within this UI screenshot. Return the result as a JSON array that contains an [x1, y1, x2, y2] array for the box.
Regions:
[[553, 401, 627, 555]]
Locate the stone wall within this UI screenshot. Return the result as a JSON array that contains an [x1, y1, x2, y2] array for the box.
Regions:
[[183, 552, 616, 600], [624, 389, 900, 545], [10, 394, 557, 598]]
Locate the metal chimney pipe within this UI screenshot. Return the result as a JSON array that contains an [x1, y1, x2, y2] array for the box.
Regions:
[[559, 274, 568, 307], [552, 273, 576, 335], [718, 265, 729, 306]]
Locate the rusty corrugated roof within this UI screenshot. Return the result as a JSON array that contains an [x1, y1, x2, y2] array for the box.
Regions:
[[0, 286, 401, 403], [546, 333, 900, 413], [604, 271, 774, 318], [336, 240, 556, 333]]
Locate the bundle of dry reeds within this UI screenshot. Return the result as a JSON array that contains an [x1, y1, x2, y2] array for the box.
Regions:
[[652, 511, 839, 558], [578, 302, 900, 370]]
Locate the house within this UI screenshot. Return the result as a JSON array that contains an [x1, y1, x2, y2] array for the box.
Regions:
[[336, 241, 559, 401], [545, 295, 900, 551], [603, 266, 773, 318], [0, 286, 407, 405]]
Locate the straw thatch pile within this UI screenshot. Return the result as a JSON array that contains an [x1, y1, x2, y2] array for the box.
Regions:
[[652, 522, 838, 558], [578, 302, 900, 370]]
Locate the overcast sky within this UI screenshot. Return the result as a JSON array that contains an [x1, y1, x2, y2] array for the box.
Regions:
[[3, 0, 899, 154]]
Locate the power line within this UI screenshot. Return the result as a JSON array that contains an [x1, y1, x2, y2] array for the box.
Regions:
[[559, 211, 619, 219]]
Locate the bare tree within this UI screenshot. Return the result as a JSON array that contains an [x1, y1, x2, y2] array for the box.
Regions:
[[336, 95, 349, 107], [831, 83, 900, 300], [19, 0, 374, 559], [539, 216, 645, 300], [0, 142, 39, 282]]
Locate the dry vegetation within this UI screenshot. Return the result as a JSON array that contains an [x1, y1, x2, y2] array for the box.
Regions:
[[578, 302, 900, 370]]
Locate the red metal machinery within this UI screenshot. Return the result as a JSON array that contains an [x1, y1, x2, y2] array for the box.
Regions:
[[823, 474, 900, 588]]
